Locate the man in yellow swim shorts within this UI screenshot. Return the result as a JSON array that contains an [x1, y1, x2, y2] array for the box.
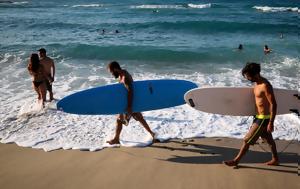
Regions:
[[224, 62, 279, 166]]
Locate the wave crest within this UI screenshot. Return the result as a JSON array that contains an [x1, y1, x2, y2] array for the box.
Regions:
[[187, 3, 211, 9], [131, 5, 183, 9], [72, 4, 103, 8], [253, 6, 299, 13], [131, 3, 212, 9]]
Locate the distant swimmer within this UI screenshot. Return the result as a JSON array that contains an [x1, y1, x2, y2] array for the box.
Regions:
[[223, 62, 279, 167], [106, 61, 155, 145], [264, 45, 272, 54], [238, 44, 243, 50], [96, 29, 105, 35], [38, 48, 55, 101], [115, 30, 119, 34], [27, 54, 51, 107], [279, 33, 283, 39], [152, 10, 159, 13]]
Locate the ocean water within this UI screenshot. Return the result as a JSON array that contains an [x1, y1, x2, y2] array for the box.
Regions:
[[0, 0, 299, 151]]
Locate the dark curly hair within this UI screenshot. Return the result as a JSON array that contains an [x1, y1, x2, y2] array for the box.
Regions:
[[242, 62, 261, 77], [28, 53, 40, 73], [107, 61, 121, 70]]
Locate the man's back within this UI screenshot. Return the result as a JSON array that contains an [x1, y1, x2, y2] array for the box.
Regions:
[[40, 56, 54, 77], [119, 70, 133, 90]]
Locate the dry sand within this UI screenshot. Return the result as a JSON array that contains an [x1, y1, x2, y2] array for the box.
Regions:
[[0, 137, 299, 189]]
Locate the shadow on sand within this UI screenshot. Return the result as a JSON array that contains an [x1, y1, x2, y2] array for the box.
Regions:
[[150, 140, 298, 174]]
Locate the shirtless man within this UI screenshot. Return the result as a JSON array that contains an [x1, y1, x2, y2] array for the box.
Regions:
[[106, 61, 155, 145], [224, 62, 279, 166], [38, 48, 55, 101]]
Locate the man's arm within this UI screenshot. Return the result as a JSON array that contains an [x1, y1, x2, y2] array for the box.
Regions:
[[264, 83, 277, 132], [124, 78, 133, 114], [51, 59, 55, 82], [27, 65, 32, 75]]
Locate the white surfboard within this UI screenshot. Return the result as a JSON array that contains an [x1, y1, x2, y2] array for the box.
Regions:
[[184, 87, 300, 116]]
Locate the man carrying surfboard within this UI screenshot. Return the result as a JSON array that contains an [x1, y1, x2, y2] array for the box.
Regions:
[[224, 62, 279, 166], [106, 61, 155, 145], [38, 48, 55, 101]]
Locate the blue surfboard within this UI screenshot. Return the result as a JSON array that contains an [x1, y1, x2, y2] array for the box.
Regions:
[[57, 79, 198, 115]]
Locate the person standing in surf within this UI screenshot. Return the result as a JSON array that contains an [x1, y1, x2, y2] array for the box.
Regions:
[[38, 48, 55, 101], [106, 61, 155, 145], [27, 53, 50, 107], [224, 62, 279, 166]]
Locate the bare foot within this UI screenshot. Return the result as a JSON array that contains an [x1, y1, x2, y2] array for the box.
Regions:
[[151, 132, 159, 142], [123, 118, 130, 126], [223, 160, 238, 167], [265, 158, 279, 166], [106, 139, 120, 145], [146, 132, 159, 144]]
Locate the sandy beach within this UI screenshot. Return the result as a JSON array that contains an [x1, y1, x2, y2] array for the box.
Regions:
[[0, 137, 298, 189]]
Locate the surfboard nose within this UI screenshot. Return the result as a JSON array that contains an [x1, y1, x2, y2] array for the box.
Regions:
[[56, 103, 63, 111]]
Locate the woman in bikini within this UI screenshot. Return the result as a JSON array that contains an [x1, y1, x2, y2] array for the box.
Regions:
[[27, 53, 50, 107]]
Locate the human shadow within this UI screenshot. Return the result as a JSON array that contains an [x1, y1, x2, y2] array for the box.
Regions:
[[150, 140, 298, 174]]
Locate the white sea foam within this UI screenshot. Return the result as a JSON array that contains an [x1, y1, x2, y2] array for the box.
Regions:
[[253, 6, 299, 13], [12, 1, 28, 5], [0, 54, 299, 152], [187, 3, 211, 9], [131, 5, 184, 9], [18, 100, 44, 116], [131, 4, 212, 10], [72, 4, 103, 8]]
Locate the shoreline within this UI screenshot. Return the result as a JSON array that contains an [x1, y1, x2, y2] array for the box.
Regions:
[[0, 137, 298, 189]]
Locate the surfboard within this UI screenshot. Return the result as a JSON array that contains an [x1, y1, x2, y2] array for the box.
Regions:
[[57, 79, 198, 115], [184, 87, 300, 116]]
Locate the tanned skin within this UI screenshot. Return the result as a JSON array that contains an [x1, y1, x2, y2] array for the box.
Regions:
[[106, 66, 155, 145], [223, 73, 278, 166]]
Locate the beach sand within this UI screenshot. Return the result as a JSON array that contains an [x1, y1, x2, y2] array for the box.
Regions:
[[0, 137, 298, 189]]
